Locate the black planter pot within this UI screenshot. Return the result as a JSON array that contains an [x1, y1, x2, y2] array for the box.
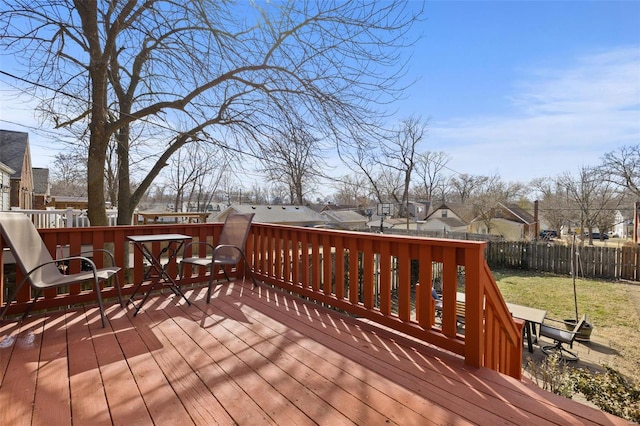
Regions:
[[564, 318, 593, 342]]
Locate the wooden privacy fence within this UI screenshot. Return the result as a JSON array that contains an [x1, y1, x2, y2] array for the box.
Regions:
[[485, 241, 640, 281]]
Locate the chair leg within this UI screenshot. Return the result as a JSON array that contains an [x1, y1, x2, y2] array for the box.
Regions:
[[114, 274, 123, 308], [541, 342, 578, 362], [206, 264, 215, 303], [0, 278, 28, 321], [93, 278, 107, 328], [241, 253, 259, 288], [22, 289, 41, 320]]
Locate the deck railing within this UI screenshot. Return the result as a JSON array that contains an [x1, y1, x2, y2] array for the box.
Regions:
[[0, 222, 523, 379], [11, 208, 119, 228]]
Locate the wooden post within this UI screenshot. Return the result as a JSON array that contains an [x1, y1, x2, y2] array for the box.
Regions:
[[464, 245, 486, 369]]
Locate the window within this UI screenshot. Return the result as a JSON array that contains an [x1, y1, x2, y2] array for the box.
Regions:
[[441, 210, 448, 218]]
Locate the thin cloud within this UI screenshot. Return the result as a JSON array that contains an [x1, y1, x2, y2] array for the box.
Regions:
[[430, 47, 640, 182]]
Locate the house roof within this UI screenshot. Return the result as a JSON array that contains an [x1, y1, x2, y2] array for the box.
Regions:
[[213, 204, 327, 226], [32, 167, 49, 195], [321, 210, 367, 224], [0, 130, 29, 177], [0, 161, 16, 175], [426, 202, 474, 223], [437, 216, 468, 228], [501, 203, 535, 224]]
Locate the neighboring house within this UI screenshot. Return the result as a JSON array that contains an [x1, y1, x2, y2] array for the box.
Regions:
[[0, 161, 16, 211], [613, 208, 635, 239], [418, 216, 468, 233], [469, 203, 536, 241], [408, 201, 431, 220], [0, 130, 34, 209], [427, 202, 475, 222], [32, 167, 50, 209], [211, 205, 328, 227], [320, 209, 368, 230], [49, 196, 90, 210]]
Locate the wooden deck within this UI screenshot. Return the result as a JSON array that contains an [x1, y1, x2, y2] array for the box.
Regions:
[[0, 281, 625, 425]]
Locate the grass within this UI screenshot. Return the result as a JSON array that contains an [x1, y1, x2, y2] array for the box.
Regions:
[[491, 268, 640, 383]]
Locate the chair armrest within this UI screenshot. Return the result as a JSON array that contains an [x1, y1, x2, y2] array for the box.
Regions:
[[542, 317, 569, 326], [75, 249, 117, 267], [183, 241, 216, 256], [31, 256, 98, 276], [213, 244, 242, 255]]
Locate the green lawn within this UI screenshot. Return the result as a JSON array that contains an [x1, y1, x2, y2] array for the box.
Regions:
[[491, 268, 640, 383]]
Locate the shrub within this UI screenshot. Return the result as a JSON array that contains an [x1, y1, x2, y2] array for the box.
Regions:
[[571, 366, 640, 422], [526, 354, 574, 398]]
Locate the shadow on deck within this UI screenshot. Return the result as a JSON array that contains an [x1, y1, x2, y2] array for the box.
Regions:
[[0, 280, 626, 425]]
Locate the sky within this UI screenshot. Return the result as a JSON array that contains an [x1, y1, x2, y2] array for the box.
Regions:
[[398, 0, 640, 183], [1, 0, 639, 190]]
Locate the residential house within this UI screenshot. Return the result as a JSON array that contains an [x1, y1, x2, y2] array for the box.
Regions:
[[419, 202, 473, 233], [320, 209, 368, 230], [408, 200, 431, 220], [0, 130, 34, 209], [613, 208, 635, 239], [469, 202, 536, 241], [211, 204, 328, 227], [49, 196, 90, 210], [0, 161, 16, 211], [32, 167, 50, 209]]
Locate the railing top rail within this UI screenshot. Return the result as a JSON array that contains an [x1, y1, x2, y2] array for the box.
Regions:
[[250, 222, 488, 249]]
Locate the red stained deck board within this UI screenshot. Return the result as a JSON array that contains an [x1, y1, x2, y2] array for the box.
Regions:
[[106, 304, 194, 425], [0, 280, 628, 426], [0, 317, 45, 426], [65, 308, 112, 424], [32, 313, 71, 426]]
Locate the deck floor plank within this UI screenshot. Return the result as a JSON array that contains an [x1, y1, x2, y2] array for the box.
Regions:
[[172, 300, 312, 425], [86, 305, 154, 426], [0, 280, 629, 426], [232, 285, 516, 425], [171, 294, 353, 424], [199, 288, 405, 425], [131, 297, 235, 425], [107, 302, 195, 425], [66, 308, 112, 424], [0, 317, 45, 426], [32, 312, 71, 426], [208, 284, 447, 425]]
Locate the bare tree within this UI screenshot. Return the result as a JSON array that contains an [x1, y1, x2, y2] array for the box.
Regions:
[[413, 151, 450, 202], [164, 143, 230, 212], [346, 116, 427, 217], [256, 126, 325, 205], [49, 153, 86, 197], [602, 144, 640, 197], [559, 166, 622, 245], [380, 117, 427, 218], [447, 173, 489, 203], [469, 174, 524, 235], [332, 174, 374, 207], [530, 177, 573, 237], [2, 1, 420, 225]]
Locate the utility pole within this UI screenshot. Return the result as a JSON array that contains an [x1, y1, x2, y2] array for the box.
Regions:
[[635, 200, 639, 244]]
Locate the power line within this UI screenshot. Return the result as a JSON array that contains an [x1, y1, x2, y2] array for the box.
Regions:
[[0, 69, 380, 193]]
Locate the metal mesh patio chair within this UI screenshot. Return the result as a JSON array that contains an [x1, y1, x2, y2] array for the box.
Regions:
[[539, 314, 587, 361], [0, 212, 122, 327], [180, 212, 258, 302]]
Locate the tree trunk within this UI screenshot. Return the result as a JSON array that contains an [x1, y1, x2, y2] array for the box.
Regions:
[[116, 125, 132, 225]]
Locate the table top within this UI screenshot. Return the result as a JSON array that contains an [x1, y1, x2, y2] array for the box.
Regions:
[[127, 234, 192, 243], [455, 292, 546, 324], [506, 303, 547, 324]]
